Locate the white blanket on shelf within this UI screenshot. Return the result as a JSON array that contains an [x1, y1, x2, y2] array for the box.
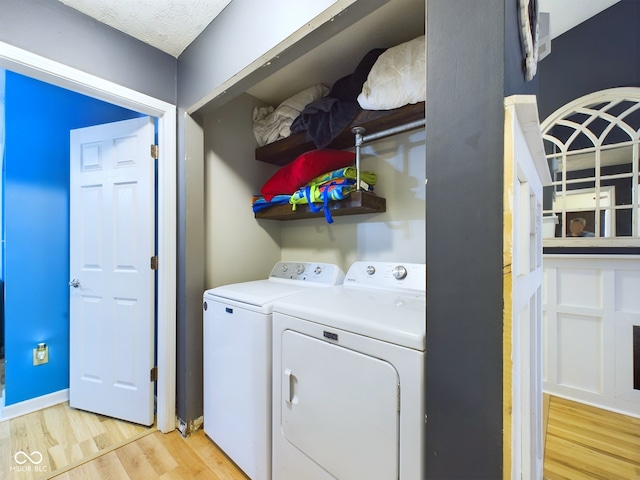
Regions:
[[253, 84, 329, 146], [357, 35, 425, 110]]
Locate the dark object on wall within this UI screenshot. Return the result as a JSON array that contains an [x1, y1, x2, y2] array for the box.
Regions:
[[517, 0, 540, 81], [634, 326, 640, 390]]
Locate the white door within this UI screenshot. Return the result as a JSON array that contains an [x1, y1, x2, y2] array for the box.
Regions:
[[69, 116, 155, 426]]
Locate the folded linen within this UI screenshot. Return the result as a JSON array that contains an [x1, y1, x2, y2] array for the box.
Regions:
[[308, 166, 377, 189], [252, 84, 329, 146], [251, 194, 292, 213], [253, 167, 377, 223], [289, 168, 377, 223]]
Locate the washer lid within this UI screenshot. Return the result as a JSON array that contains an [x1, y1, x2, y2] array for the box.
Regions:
[[204, 280, 313, 310], [203, 262, 345, 313], [273, 285, 426, 351]]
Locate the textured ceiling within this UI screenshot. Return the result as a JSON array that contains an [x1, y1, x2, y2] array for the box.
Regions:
[[56, 0, 233, 57]]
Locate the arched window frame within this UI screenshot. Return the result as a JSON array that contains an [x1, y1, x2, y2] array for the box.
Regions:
[[541, 87, 640, 247]]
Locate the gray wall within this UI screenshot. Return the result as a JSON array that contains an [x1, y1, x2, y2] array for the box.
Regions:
[[425, 1, 534, 477], [0, 0, 177, 105], [175, 109, 206, 427]]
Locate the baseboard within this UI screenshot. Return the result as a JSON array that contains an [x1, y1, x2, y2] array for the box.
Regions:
[[0, 389, 69, 422]]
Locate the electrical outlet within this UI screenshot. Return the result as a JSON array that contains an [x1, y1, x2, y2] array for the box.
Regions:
[[33, 343, 49, 366]]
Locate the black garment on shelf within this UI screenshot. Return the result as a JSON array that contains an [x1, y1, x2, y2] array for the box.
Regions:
[[290, 47, 387, 149]]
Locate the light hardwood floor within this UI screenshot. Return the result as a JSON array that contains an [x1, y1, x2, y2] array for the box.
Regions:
[[544, 395, 640, 480], [3, 394, 639, 479], [0, 402, 153, 480], [46, 395, 640, 480], [50, 430, 248, 480]]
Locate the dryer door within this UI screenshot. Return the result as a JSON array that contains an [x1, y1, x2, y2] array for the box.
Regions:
[[280, 330, 399, 479]]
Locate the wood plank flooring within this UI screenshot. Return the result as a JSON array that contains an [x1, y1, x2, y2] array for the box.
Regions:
[[0, 402, 153, 480], [3, 393, 639, 479], [50, 430, 248, 480], [544, 395, 640, 480]]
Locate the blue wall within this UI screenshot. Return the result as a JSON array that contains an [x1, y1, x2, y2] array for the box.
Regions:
[[4, 71, 143, 405]]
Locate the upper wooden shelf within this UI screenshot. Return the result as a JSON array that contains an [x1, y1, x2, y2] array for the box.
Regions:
[[255, 102, 425, 166]]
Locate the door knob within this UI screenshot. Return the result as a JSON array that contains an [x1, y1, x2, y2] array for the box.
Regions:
[[69, 278, 81, 288]]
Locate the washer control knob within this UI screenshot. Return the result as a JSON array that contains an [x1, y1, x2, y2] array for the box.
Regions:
[[296, 264, 305, 275], [314, 266, 322, 275], [366, 265, 376, 275], [392, 265, 408, 280], [281, 264, 289, 272]]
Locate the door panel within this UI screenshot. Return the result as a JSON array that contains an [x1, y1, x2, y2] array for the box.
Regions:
[[69, 117, 155, 426], [281, 330, 399, 480]]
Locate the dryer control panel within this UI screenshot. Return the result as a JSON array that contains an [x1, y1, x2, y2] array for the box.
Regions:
[[269, 261, 345, 285], [344, 261, 426, 292]]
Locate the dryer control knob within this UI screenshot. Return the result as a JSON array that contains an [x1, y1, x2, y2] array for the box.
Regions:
[[281, 264, 289, 272], [314, 266, 322, 275], [296, 264, 305, 275], [366, 265, 376, 275], [392, 265, 408, 280]]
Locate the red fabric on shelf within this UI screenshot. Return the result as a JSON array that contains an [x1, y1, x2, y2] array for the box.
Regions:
[[260, 149, 355, 201]]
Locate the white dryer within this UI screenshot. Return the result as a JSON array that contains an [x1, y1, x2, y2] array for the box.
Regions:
[[271, 261, 426, 480], [203, 261, 345, 480]]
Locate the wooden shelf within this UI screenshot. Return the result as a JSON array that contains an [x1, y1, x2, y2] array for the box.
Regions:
[[255, 191, 386, 220], [255, 102, 425, 166], [253, 103, 423, 221]]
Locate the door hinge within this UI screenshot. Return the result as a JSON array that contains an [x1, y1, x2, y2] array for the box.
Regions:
[[151, 256, 158, 270], [150, 366, 158, 382], [151, 144, 158, 159]]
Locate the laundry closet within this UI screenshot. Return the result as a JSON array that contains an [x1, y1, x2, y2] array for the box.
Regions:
[[194, 2, 426, 478], [178, 1, 530, 478], [193, 0, 426, 286]]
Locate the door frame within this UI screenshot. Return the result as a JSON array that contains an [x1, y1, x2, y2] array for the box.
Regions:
[[0, 41, 177, 433]]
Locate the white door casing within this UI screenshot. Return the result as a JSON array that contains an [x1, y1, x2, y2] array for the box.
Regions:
[[69, 117, 155, 426], [504, 96, 551, 480], [0, 41, 176, 432]]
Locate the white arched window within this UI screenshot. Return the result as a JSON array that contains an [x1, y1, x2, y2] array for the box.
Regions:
[[541, 87, 640, 246]]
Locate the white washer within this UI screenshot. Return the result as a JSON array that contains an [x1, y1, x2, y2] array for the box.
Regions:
[[203, 262, 345, 480], [271, 261, 426, 480]]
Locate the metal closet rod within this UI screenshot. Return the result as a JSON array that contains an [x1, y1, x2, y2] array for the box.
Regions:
[[352, 118, 426, 190], [352, 118, 426, 147]]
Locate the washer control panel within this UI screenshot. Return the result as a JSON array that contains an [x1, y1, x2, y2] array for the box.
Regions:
[[345, 261, 426, 292], [269, 261, 345, 285]]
